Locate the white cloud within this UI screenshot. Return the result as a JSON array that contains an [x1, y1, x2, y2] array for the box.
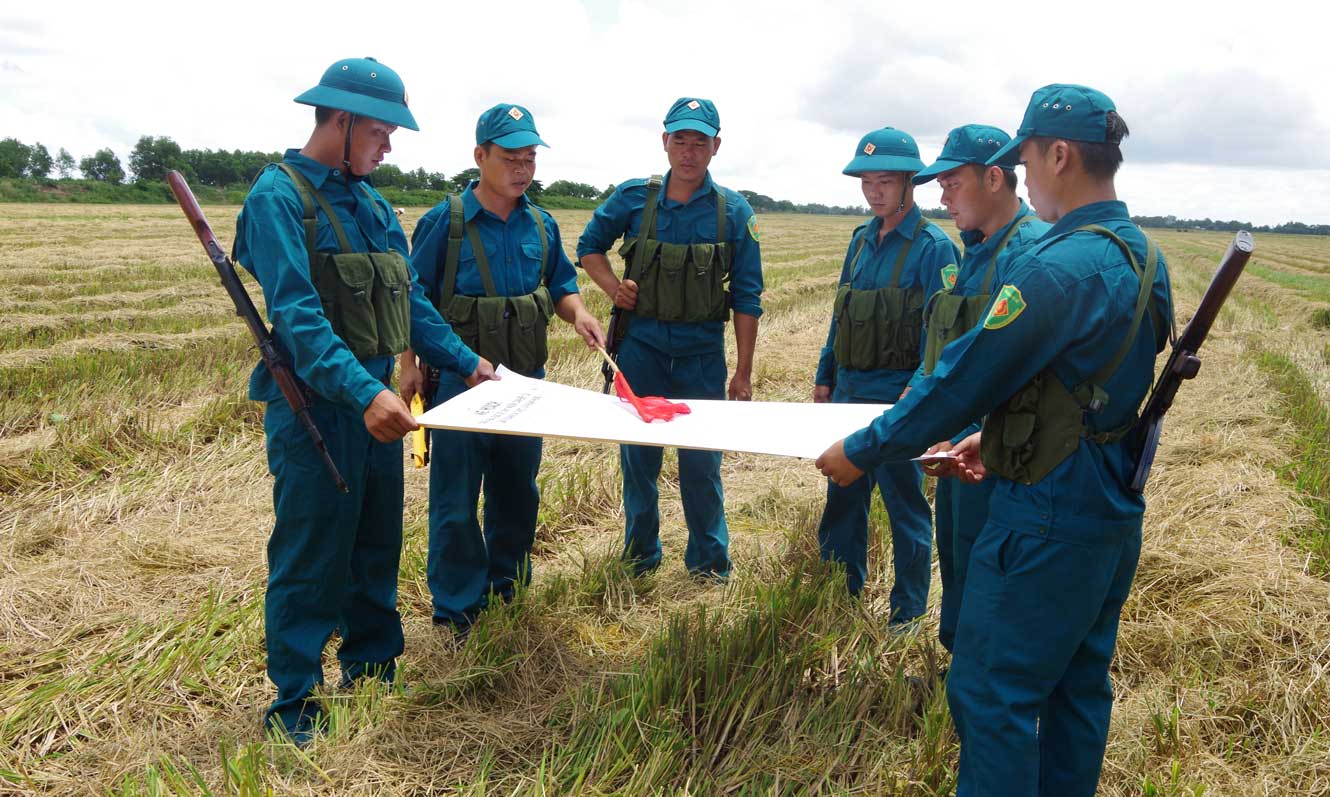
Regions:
[[1, 0, 1326, 225]]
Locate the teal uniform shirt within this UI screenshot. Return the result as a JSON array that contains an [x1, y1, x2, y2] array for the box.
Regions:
[[407, 182, 582, 628], [917, 200, 1051, 442], [576, 170, 764, 356], [843, 199, 1173, 536], [409, 182, 581, 384], [234, 149, 479, 411], [814, 205, 960, 400]]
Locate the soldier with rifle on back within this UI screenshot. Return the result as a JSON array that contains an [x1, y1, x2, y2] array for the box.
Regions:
[[231, 57, 495, 745], [816, 84, 1175, 795]]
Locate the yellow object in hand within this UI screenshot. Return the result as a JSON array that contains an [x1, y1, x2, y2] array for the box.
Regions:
[[410, 394, 429, 469]]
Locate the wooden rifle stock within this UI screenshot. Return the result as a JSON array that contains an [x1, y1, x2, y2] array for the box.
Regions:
[[166, 170, 349, 493], [1130, 230, 1254, 492]]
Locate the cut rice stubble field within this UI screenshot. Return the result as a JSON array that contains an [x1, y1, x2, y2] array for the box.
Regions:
[[1, 204, 1329, 795]]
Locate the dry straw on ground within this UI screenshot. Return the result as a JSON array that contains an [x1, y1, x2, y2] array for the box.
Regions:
[[0, 207, 1327, 795]]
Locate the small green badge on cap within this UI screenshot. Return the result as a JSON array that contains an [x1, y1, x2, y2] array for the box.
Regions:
[[941, 263, 958, 290], [747, 215, 762, 242], [983, 284, 1027, 329]]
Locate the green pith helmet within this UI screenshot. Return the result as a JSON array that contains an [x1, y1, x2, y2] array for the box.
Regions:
[[843, 127, 925, 176], [294, 57, 419, 131]]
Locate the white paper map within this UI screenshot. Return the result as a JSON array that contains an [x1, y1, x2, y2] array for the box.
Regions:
[[417, 367, 890, 460]]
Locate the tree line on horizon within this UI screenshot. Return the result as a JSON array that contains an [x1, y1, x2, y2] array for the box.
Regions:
[[1, 134, 1327, 234]]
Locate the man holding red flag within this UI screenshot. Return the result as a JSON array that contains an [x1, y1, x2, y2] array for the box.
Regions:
[[578, 97, 764, 580]]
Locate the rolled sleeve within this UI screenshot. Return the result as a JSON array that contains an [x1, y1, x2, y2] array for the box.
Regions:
[[544, 214, 581, 302], [577, 187, 633, 261], [729, 202, 764, 318]]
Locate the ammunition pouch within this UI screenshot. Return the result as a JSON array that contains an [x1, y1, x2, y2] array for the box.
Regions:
[[436, 192, 555, 373], [279, 163, 412, 360], [444, 286, 554, 374], [618, 174, 732, 324], [618, 237, 730, 322], [980, 224, 1164, 484], [832, 284, 925, 371]]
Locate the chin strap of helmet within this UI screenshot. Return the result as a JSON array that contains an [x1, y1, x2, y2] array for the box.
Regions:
[[342, 113, 361, 180]]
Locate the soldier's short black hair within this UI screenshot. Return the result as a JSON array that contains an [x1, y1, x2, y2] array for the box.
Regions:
[[1032, 111, 1129, 180], [969, 163, 1019, 191]]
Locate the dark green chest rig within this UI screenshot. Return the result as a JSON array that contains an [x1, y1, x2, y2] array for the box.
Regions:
[[832, 216, 928, 372], [922, 213, 1036, 375], [279, 163, 412, 360], [980, 225, 1167, 485], [616, 175, 732, 323], [436, 196, 554, 373]]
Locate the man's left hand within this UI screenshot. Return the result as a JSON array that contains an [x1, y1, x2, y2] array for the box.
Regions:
[[728, 371, 753, 401], [816, 439, 865, 487]]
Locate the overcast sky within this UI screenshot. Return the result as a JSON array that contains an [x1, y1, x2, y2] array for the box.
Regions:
[[4, 0, 1327, 226]]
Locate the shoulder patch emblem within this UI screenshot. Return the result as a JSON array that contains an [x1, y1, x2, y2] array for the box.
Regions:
[[747, 214, 761, 242], [983, 284, 1027, 330], [941, 263, 958, 290]]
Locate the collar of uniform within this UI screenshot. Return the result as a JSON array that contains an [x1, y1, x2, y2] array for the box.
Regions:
[[460, 180, 530, 223], [962, 199, 1033, 250], [865, 203, 923, 245], [282, 148, 340, 190], [660, 170, 716, 207], [1045, 199, 1129, 239]]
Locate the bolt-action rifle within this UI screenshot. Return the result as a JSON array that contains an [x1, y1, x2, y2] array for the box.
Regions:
[[166, 170, 349, 493], [1129, 230, 1254, 492]]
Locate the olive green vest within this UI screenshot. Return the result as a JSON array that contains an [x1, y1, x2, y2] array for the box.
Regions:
[[436, 195, 554, 374], [616, 175, 732, 323], [832, 216, 928, 371], [980, 225, 1167, 485], [278, 163, 412, 360], [922, 213, 1037, 375]]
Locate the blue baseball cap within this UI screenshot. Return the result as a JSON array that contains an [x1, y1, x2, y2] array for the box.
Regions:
[[664, 97, 720, 137], [913, 124, 1012, 184], [987, 84, 1118, 167], [843, 127, 925, 176], [476, 103, 548, 148], [294, 57, 418, 131]]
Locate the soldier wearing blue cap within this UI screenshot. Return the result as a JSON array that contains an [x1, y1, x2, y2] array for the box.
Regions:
[[400, 103, 604, 635], [816, 85, 1173, 795], [812, 127, 959, 625], [232, 57, 496, 744], [577, 97, 764, 579], [908, 124, 1050, 652]]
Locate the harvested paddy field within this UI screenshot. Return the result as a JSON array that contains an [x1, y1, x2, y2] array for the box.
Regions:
[[2, 204, 1328, 795]]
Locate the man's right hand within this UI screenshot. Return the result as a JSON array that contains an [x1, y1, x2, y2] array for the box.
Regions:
[[812, 384, 832, 403], [614, 279, 639, 310], [363, 388, 418, 442], [398, 353, 424, 406], [465, 357, 499, 388]]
